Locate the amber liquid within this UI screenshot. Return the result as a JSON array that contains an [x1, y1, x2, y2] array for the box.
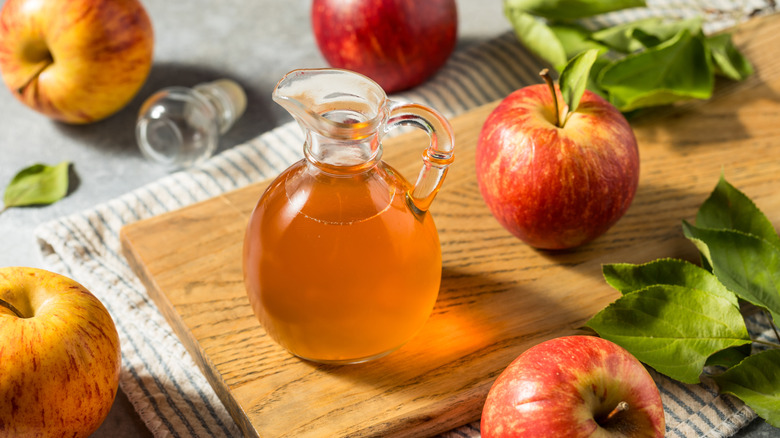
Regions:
[[243, 160, 441, 363]]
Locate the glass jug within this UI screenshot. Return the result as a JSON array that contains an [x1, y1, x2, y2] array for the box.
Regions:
[[243, 69, 454, 364]]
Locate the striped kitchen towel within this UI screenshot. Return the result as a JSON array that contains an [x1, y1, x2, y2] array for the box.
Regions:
[[35, 1, 778, 437]]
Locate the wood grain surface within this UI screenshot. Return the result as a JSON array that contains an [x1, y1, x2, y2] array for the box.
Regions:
[[121, 15, 780, 438]]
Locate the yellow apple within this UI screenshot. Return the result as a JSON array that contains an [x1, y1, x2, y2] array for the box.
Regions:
[[0, 267, 122, 437], [0, 0, 154, 124]]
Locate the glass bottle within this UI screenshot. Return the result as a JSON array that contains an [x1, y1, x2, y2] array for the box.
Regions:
[[243, 69, 455, 364]]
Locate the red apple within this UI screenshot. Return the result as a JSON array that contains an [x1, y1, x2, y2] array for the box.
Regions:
[[0, 267, 122, 437], [475, 81, 639, 249], [481, 336, 665, 437], [0, 0, 154, 124], [311, 0, 457, 93]]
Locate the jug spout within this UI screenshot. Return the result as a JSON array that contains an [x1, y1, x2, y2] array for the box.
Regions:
[[273, 68, 454, 212], [272, 68, 388, 141]]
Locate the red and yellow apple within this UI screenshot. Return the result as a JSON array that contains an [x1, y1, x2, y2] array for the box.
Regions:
[[481, 335, 665, 437], [311, 0, 457, 93], [0, 267, 122, 437], [0, 0, 154, 124], [475, 82, 639, 249]]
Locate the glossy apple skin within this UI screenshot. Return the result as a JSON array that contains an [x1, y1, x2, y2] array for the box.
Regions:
[[476, 84, 639, 249], [0, 267, 122, 438], [481, 336, 665, 438], [311, 0, 457, 93], [0, 0, 154, 124]]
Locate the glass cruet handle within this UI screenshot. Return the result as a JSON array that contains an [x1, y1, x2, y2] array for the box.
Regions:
[[386, 101, 455, 214]]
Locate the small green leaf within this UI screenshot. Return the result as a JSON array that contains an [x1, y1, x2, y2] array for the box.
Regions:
[[696, 175, 780, 248], [559, 49, 600, 119], [629, 28, 664, 49], [583, 57, 613, 99], [503, 0, 646, 21], [586, 284, 751, 383], [3, 162, 71, 210], [590, 17, 665, 53], [591, 17, 703, 53], [548, 25, 611, 95], [598, 29, 714, 111], [708, 33, 754, 81], [636, 17, 704, 47], [683, 222, 780, 326], [549, 23, 607, 60], [704, 343, 751, 368], [603, 258, 738, 307], [504, 8, 568, 69], [712, 349, 780, 427]]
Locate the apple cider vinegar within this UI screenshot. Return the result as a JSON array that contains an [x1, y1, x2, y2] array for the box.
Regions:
[[243, 160, 441, 363], [243, 68, 454, 364]]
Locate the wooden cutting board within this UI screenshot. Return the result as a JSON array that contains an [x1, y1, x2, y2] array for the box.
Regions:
[[121, 15, 780, 438]]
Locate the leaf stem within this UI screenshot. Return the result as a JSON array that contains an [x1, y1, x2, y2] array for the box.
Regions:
[[539, 68, 561, 128], [752, 338, 780, 349], [767, 310, 780, 344]]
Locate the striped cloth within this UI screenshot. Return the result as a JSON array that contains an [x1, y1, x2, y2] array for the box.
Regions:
[[35, 1, 777, 437]]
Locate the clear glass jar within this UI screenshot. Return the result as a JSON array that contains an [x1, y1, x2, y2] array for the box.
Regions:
[[243, 69, 455, 364]]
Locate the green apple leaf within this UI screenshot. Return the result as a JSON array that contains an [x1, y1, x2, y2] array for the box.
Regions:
[[598, 29, 714, 111], [695, 175, 780, 248], [586, 284, 751, 384], [704, 343, 751, 368], [503, 3, 753, 113], [631, 17, 703, 49], [708, 33, 754, 81], [504, 8, 568, 69], [583, 56, 613, 99], [603, 258, 738, 307], [683, 223, 780, 326], [712, 349, 780, 427], [559, 49, 600, 120], [549, 23, 608, 59], [503, 0, 646, 21], [644, 16, 703, 42], [590, 17, 664, 53], [548, 24, 611, 94], [2, 162, 71, 213], [591, 16, 703, 53], [591, 175, 779, 426]]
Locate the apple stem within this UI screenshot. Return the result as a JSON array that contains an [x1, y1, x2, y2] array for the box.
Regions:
[[0, 297, 24, 318], [539, 68, 561, 128], [16, 57, 53, 95], [603, 401, 630, 424]]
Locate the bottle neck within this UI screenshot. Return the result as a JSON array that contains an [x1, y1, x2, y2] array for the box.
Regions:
[[304, 130, 382, 174], [300, 107, 384, 174]]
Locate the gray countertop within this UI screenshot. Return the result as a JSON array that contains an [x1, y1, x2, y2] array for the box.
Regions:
[[0, 0, 777, 437]]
